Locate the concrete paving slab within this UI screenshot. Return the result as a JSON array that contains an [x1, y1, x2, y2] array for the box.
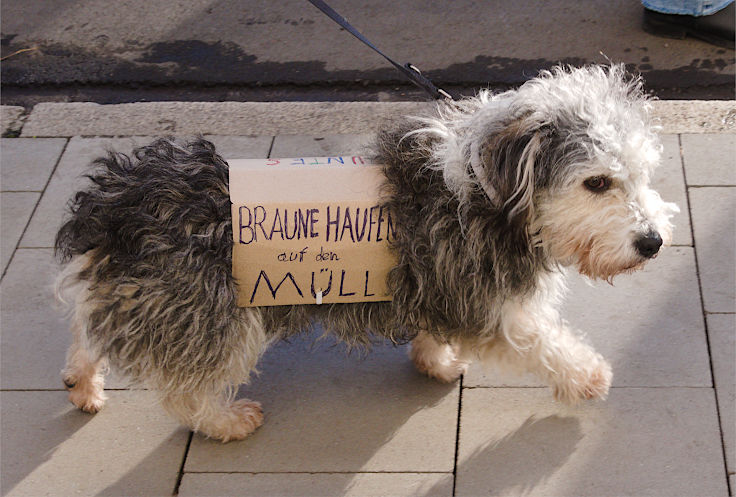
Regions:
[[16, 134, 341, 248], [1, 249, 74, 389], [464, 367, 544, 389], [20, 101, 432, 138], [0, 249, 128, 390], [455, 388, 727, 497], [19, 136, 153, 248], [0, 390, 189, 497], [179, 472, 454, 497], [563, 247, 710, 386], [270, 134, 374, 157], [464, 363, 544, 388], [20, 101, 735, 138], [682, 134, 736, 186], [465, 247, 711, 388], [1, 106, 25, 135], [707, 313, 736, 475], [204, 135, 273, 160], [654, 134, 690, 246], [0, 138, 66, 191], [186, 332, 458, 473], [689, 187, 736, 312], [1, 192, 38, 275], [652, 101, 736, 134]]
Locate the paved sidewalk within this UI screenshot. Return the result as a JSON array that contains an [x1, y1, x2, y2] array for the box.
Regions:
[[0, 102, 734, 496]]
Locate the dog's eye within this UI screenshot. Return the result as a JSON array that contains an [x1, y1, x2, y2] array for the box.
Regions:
[[583, 176, 611, 192]]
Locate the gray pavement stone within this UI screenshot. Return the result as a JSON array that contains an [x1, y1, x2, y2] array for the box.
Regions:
[[707, 313, 736, 476], [563, 247, 710, 387], [0, 249, 129, 389], [186, 332, 459, 473], [655, 134, 690, 246], [18, 135, 274, 248], [0, 390, 188, 497], [464, 366, 543, 389], [465, 247, 711, 388], [21, 102, 432, 137], [1, 249, 74, 390], [0, 138, 66, 191], [689, 187, 735, 313], [203, 135, 273, 160], [19, 136, 153, 248], [20, 101, 735, 138], [270, 134, 374, 157], [455, 388, 727, 497], [1, 192, 39, 275], [179, 472, 454, 497], [1, 106, 25, 136], [682, 134, 736, 186], [651, 101, 736, 134]]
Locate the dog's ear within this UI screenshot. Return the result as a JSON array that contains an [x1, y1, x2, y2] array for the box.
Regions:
[[473, 118, 548, 235]]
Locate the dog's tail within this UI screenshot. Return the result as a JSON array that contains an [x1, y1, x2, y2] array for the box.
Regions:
[[54, 137, 228, 263], [55, 150, 133, 263]]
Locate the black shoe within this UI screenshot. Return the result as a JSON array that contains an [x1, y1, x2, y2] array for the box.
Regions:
[[643, 3, 735, 49]]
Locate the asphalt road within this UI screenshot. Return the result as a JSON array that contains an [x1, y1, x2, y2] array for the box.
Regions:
[[2, 0, 734, 106]]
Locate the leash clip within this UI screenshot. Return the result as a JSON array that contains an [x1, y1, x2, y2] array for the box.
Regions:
[[404, 63, 454, 101]]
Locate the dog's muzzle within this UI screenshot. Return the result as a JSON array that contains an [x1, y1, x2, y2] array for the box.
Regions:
[[634, 230, 663, 258]]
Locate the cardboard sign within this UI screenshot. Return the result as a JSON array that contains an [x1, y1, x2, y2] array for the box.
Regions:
[[229, 157, 397, 307]]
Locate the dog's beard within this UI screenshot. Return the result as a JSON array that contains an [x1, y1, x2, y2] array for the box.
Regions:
[[575, 246, 649, 283], [536, 215, 655, 283]]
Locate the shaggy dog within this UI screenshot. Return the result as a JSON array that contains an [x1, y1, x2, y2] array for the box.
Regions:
[[55, 65, 677, 442]]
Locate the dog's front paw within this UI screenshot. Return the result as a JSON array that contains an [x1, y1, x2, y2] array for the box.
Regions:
[[64, 373, 107, 413], [415, 357, 469, 383], [410, 333, 469, 383], [553, 356, 612, 404], [213, 399, 264, 443]]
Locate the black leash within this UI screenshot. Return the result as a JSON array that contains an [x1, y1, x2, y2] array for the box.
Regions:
[[306, 0, 454, 101]]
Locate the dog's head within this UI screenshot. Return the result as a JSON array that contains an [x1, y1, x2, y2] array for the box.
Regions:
[[469, 65, 678, 280]]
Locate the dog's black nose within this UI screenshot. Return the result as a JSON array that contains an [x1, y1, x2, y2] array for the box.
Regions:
[[635, 231, 663, 258]]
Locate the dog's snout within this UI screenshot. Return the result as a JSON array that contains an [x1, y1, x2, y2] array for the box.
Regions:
[[635, 231, 663, 258]]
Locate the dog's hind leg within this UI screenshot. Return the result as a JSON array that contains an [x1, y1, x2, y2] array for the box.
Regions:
[[56, 253, 108, 413], [62, 319, 108, 414], [161, 389, 263, 443], [410, 331, 471, 383]]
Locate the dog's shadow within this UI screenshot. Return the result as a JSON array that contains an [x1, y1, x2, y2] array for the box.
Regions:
[[424, 415, 583, 496], [181, 329, 458, 476], [90, 330, 582, 496], [0, 396, 93, 494]]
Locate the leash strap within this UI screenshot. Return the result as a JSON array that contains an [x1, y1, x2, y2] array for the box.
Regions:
[[307, 0, 453, 101]]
